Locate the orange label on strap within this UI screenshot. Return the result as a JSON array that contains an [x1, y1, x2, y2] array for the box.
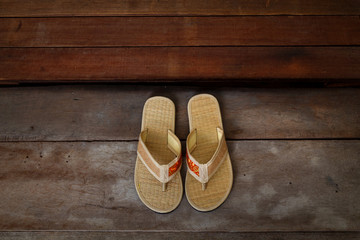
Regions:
[[186, 152, 199, 176], [169, 155, 182, 176]]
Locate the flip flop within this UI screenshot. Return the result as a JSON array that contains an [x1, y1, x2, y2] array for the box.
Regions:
[[134, 96, 183, 213], [185, 94, 233, 211]]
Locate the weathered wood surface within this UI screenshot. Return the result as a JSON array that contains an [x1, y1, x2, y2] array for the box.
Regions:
[[1, 86, 359, 141], [1, 231, 359, 240], [1, 16, 359, 47], [1, 47, 359, 83], [0, 140, 359, 230], [1, 0, 359, 17]]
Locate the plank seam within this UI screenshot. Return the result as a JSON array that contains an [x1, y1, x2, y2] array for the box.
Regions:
[[1, 45, 360, 48], [1, 15, 360, 18], [0, 230, 359, 233], [0, 138, 360, 143], [1, 14, 360, 18]]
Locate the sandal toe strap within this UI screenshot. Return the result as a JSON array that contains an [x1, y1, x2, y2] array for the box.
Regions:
[[186, 127, 228, 184], [137, 129, 182, 184]]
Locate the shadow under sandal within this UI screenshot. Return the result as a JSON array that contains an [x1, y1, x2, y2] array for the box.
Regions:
[[134, 96, 183, 213], [185, 94, 233, 212]]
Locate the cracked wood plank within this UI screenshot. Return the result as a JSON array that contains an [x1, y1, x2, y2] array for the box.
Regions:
[[0, 231, 359, 240], [0, 86, 359, 141], [0, 141, 359, 230], [0, 0, 359, 17], [1, 16, 359, 47], [0, 47, 359, 84]]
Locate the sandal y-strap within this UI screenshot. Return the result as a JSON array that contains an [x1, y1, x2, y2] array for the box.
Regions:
[[185, 94, 233, 212], [134, 96, 183, 213]]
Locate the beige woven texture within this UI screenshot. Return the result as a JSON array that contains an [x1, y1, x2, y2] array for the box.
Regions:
[[135, 97, 183, 213], [186, 94, 233, 212]]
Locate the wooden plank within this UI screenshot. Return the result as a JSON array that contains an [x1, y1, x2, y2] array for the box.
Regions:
[[1, 86, 359, 141], [1, 47, 359, 83], [0, 140, 359, 230], [1, 16, 359, 47], [0, 231, 359, 240], [1, 0, 360, 17]]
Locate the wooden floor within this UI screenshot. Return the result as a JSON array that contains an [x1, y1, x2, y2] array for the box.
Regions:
[[0, 86, 359, 239], [0, 0, 360, 239]]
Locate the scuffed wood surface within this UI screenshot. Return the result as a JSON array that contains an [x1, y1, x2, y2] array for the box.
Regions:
[[1, 0, 359, 17], [1, 47, 359, 84], [0, 0, 359, 238], [0, 86, 359, 141], [0, 231, 359, 240], [1, 16, 359, 47], [0, 141, 359, 230]]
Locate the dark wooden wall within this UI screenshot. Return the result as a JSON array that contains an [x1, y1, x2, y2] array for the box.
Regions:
[[0, 0, 359, 85], [0, 1, 360, 239]]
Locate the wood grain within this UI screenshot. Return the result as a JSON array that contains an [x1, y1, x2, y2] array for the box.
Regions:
[[1, 47, 359, 83], [1, 0, 359, 17], [0, 86, 359, 141], [1, 231, 359, 240], [1, 16, 359, 47], [0, 140, 359, 230]]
